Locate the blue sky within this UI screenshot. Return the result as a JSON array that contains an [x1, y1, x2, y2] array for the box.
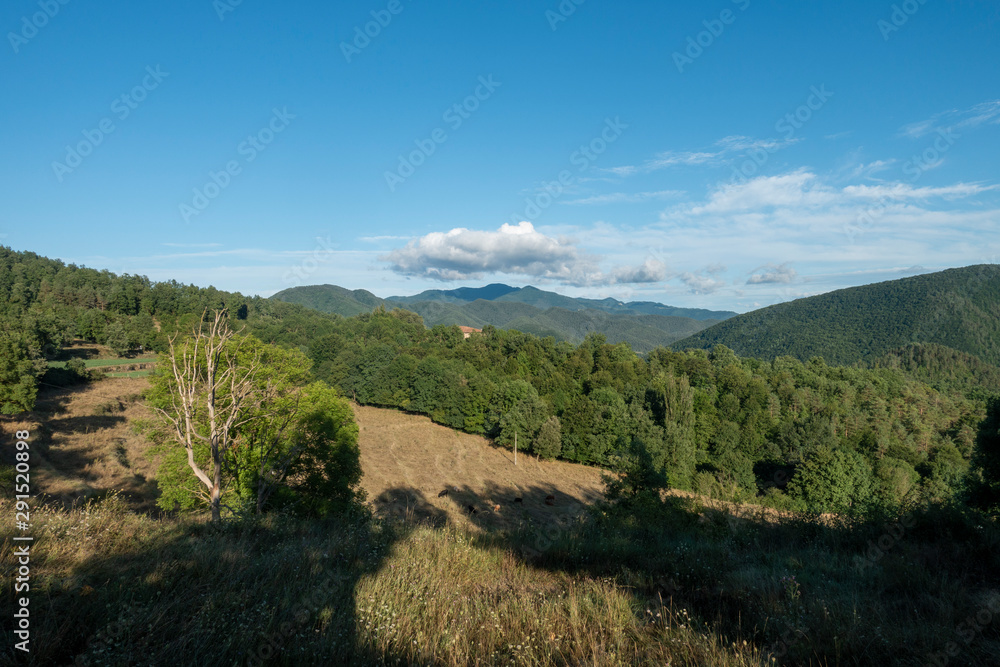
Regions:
[[2, 0, 998, 312]]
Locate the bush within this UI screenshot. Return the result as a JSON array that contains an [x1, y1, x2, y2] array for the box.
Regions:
[[602, 438, 669, 507]]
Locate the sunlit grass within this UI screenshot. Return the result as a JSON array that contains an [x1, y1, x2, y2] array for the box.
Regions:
[[2, 494, 998, 666]]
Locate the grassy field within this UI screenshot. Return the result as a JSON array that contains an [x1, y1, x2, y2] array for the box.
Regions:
[[354, 403, 606, 530], [103, 370, 154, 378], [2, 378, 999, 665]]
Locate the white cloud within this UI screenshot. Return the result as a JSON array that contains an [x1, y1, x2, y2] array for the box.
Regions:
[[606, 151, 717, 177], [845, 159, 895, 179], [899, 118, 937, 140], [961, 99, 1000, 130], [715, 135, 795, 153], [688, 169, 997, 216], [691, 169, 837, 214], [678, 270, 725, 295], [606, 135, 799, 178], [842, 182, 998, 201], [641, 166, 1000, 306], [899, 99, 1000, 138], [609, 258, 667, 283], [381, 221, 665, 286], [562, 190, 683, 205], [747, 263, 797, 284]]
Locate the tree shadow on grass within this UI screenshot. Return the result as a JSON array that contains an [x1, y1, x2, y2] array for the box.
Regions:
[[11, 474, 1000, 666], [442, 476, 1000, 666], [1, 490, 448, 666]]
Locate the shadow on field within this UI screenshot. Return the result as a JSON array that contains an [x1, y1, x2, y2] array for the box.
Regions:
[[53, 345, 100, 362], [410, 478, 1000, 666], [7, 500, 447, 667], [14, 485, 1000, 665]]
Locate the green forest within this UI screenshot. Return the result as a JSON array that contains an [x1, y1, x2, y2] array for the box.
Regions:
[[308, 309, 990, 512], [3, 246, 998, 515], [676, 264, 1000, 366]]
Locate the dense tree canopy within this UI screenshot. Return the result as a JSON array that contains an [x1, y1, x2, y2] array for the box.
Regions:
[[677, 264, 1000, 366], [966, 397, 1000, 514], [305, 308, 992, 511]]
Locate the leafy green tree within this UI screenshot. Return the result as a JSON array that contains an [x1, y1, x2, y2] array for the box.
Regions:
[[0, 328, 44, 414], [788, 447, 875, 513], [559, 394, 598, 463], [148, 311, 361, 520], [149, 312, 282, 520], [966, 398, 1000, 514], [104, 319, 134, 357], [712, 450, 756, 500], [533, 415, 562, 459], [485, 379, 538, 438], [497, 392, 547, 451], [603, 437, 670, 506], [655, 373, 696, 489], [918, 442, 968, 502], [663, 421, 696, 490], [588, 386, 630, 463], [238, 382, 364, 516]]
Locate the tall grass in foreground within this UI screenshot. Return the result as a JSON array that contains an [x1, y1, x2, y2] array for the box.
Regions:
[[0, 495, 763, 666], [1, 494, 999, 665]]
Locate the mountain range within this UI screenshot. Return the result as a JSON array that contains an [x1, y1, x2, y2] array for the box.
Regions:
[[270, 283, 737, 354], [273, 265, 1000, 371]]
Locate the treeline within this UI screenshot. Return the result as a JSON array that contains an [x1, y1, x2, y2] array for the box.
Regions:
[[2, 247, 995, 514], [0, 247, 341, 412], [309, 308, 989, 512]]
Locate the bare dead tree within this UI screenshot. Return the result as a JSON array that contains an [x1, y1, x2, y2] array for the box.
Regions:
[[153, 309, 266, 522]]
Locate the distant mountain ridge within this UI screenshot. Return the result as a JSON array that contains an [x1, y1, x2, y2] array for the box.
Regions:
[[270, 285, 386, 317], [674, 264, 1000, 367], [389, 283, 736, 321], [270, 283, 737, 353]]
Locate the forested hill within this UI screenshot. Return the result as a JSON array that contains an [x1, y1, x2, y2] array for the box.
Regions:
[[874, 343, 1000, 399], [2, 247, 996, 514], [387, 283, 737, 321], [674, 265, 1000, 366], [271, 283, 734, 354], [267, 284, 386, 317], [0, 246, 343, 413]]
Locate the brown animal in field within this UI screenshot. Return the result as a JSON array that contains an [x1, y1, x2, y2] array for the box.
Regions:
[[492, 503, 501, 512], [544, 495, 555, 506], [437, 489, 449, 498]]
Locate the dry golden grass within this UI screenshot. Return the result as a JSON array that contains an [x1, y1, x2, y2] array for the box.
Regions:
[[0, 376, 161, 511], [3, 375, 609, 524], [354, 404, 606, 530], [1, 374, 800, 528]]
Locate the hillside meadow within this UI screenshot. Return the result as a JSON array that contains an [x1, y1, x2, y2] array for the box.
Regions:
[[3, 375, 1000, 666]]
